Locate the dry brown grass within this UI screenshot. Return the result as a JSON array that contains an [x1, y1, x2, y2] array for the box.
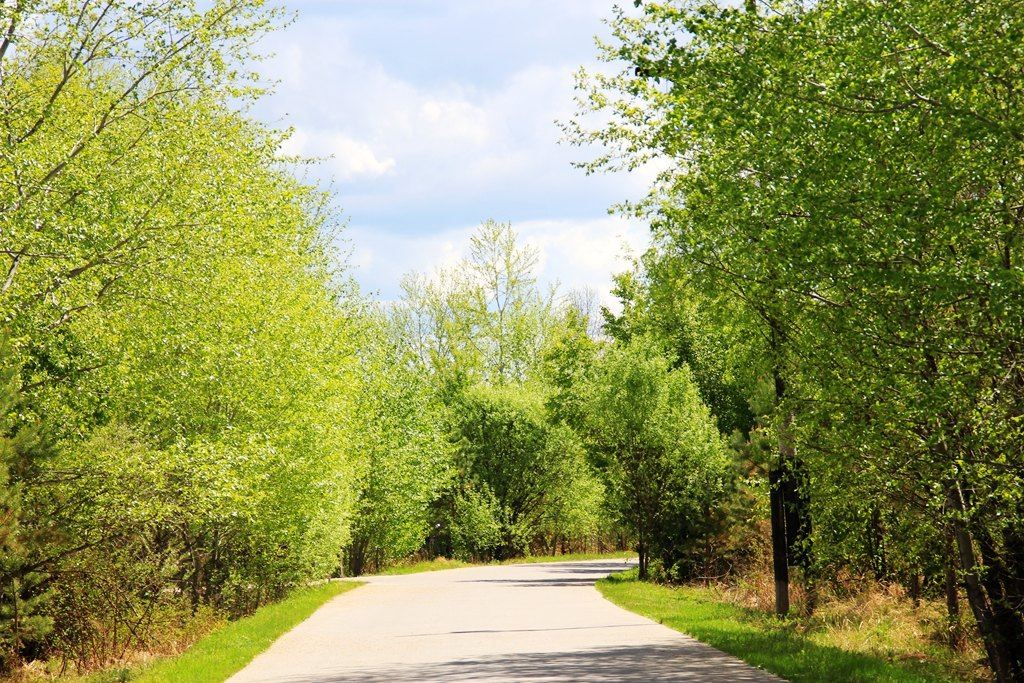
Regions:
[[11, 606, 224, 682], [704, 568, 991, 682]]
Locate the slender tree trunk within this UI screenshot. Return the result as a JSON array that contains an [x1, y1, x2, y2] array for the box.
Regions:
[[950, 516, 1008, 680], [976, 527, 1024, 679], [782, 456, 811, 568], [868, 507, 888, 580], [909, 571, 921, 608], [770, 350, 792, 616], [944, 538, 962, 650], [769, 465, 790, 615], [946, 479, 1024, 681], [638, 537, 648, 580]]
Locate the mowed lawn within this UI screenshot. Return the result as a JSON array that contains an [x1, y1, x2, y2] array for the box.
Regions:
[[598, 572, 960, 683]]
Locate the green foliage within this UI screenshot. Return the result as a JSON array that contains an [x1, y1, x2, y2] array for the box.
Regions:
[[574, 0, 1024, 676], [0, 353, 55, 669], [380, 552, 635, 576], [0, 0, 281, 406], [447, 481, 505, 561], [0, 1, 377, 673], [445, 384, 597, 560], [585, 336, 733, 580], [602, 255, 760, 438], [345, 319, 455, 576], [541, 306, 598, 433], [395, 220, 556, 385], [393, 221, 619, 564]]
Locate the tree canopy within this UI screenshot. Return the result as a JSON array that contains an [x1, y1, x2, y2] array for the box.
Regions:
[[571, 0, 1024, 678]]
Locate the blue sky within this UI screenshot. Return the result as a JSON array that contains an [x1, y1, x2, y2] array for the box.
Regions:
[[254, 1, 652, 303]]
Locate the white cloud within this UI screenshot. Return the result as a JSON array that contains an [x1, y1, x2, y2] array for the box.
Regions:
[[282, 129, 395, 180], [255, 6, 652, 212], [349, 216, 648, 308], [253, 1, 656, 302], [419, 99, 491, 145], [324, 134, 396, 179]]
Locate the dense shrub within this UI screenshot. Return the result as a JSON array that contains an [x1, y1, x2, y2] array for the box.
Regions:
[[586, 337, 733, 580]]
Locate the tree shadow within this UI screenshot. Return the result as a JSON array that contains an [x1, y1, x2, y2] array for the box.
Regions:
[[272, 642, 779, 682], [453, 561, 634, 588]]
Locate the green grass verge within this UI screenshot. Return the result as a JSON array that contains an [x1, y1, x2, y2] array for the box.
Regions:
[[378, 550, 635, 575], [598, 571, 958, 683], [377, 557, 472, 575], [93, 581, 362, 683]]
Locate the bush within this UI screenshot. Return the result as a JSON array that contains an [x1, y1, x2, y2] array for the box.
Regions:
[[586, 337, 734, 580], [444, 384, 605, 561]]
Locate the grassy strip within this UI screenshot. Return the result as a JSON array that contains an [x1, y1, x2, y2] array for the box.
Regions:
[[377, 557, 472, 575], [598, 571, 958, 683], [86, 581, 363, 683], [378, 550, 635, 575]]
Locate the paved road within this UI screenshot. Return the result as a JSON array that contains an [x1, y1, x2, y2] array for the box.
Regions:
[[229, 559, 781, 682]]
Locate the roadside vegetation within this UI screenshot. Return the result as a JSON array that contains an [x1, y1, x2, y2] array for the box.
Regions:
[[599, 571, 980, 683], [565, 1, 1024, 681], [1, 1, 1021, 682], [82, 582, 361, 683]]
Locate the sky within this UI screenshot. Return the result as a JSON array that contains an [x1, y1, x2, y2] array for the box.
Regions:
[[253, 0, 652, 305]]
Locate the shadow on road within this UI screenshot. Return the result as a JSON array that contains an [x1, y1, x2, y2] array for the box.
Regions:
[[453, 561, 634, 588], [274, 642, 775, 682], [399, 624, 646, 637], [455, 578, 604, 587]]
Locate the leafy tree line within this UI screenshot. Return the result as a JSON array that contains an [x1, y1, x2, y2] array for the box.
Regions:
[[388, 221, 614, 564], [0, 0, 414, 674], [381, 220, 733, 581], [20, 0, 1008, 679], [570, 0, 1024, 680]]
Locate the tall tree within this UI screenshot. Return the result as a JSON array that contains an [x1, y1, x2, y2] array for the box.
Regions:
[[573, 1, 1024, 675], [396, 221, 556, 385]]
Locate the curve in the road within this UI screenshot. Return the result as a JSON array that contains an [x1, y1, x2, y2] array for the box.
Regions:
[[228, 559, 782, 682]]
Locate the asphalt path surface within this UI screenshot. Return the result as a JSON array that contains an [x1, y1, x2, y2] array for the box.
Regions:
[[228, 558, 781, 682]]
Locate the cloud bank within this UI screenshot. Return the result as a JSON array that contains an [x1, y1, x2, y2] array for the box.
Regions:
[[255, 0, 651, 304]]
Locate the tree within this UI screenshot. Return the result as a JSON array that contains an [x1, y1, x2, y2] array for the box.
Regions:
[[602, 254, 757, 439], [586, 336, 731, 580], [0, 354, 53, 672], [445, 384, 593, 560], [542, 304, 598, 434], [1, 0, 278, 389], [396, 220, 556, 385], [345, 316, 454, 576], [573, 1, 1024, 675], [0, 3, 374, 670]]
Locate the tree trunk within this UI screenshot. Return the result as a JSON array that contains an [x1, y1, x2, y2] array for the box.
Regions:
[[346, 538, 367, 577], [769, 465, 790, 616], [946, 489, 1024, 683], [975, 527, 1024, 679], [944, 538, 962, 650], [770, 353, 793, 616], [951, 517, 1008, 680]]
